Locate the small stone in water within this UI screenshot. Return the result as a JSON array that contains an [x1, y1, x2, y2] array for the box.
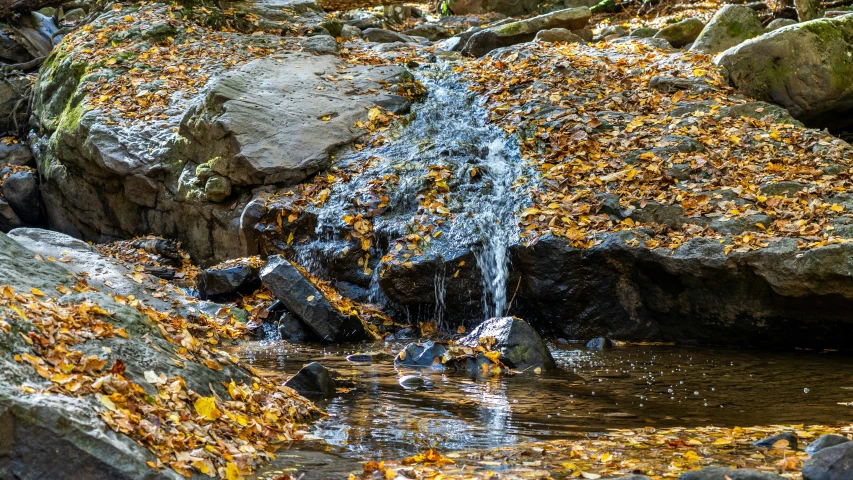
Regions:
[[398, 375, 429, 390]]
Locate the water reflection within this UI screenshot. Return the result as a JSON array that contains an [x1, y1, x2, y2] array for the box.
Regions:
[[239, 341, 853, 478]]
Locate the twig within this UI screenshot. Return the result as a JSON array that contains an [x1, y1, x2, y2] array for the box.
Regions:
[[1, 56, 46, 74], [505, 277, 522, 315]]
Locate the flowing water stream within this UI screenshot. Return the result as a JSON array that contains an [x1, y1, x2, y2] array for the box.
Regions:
[[289, 64, 531, 321]]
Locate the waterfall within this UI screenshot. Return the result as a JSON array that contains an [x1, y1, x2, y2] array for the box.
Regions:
[[288, 66, 530, 324]]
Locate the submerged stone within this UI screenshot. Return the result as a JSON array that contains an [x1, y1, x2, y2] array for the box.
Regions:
[[753, 431, 798, 450], [394, 341, 449, 368], [586, 337, 613, 350]]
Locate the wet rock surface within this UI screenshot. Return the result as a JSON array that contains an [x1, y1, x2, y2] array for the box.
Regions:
[[196, 260, 260, 298], [753, 431, 798, 449], [802, 441, 853, 480], [284, 362, 337, 397], [459, 317, 557, 372], [260, 255, 366, 342], [807, 434, 852, 455]]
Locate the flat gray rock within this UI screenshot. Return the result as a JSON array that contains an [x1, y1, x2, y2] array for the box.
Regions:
[[181, 52, 412, 187]]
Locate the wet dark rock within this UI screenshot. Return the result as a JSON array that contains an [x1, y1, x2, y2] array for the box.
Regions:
[[394, 341, 448, 368], [278, 312, 309, 343], [197, 262, 260, 299], [0, 27, 32, 64], [753, 431, 798, 449], [363, 28, 413, 43], [512, 232, 853, 348], [679, 467, 786, 479], [459, 317, 557, 372], [261, 256, 366, 342], [586, 337, 613, 350], [385, 327, 416, 341], [284, 362, 337, 397], [802, 441, 853, 480], [807, 435, 852, 455], [0, 197, 22, 231], [461, 7, 591, 57], [378, 248, 488, 317], [653, 18, 704, 48], [2, 170, 40, 224]]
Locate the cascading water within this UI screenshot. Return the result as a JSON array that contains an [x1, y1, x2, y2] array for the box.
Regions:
[[289, 64, 531, 323]]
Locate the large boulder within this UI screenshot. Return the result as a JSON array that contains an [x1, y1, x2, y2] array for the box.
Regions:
[[0, 230, 314, 479], [802, 441, 853, 480], [512, 231, 853, 348], [179, 52, 413, 187], [461, 7, 592, 56], [31, 4, 416, 265], [458, 317, 557, 372], [716, 15, 853, 130], [260, 255, 367, 342], [653, 18, 705, 48], [690, 5, 764, 55]]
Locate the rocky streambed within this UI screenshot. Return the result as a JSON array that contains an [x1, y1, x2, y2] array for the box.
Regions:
[[3, 0, 853, 478]]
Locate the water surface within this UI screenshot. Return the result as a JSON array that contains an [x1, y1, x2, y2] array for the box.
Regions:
[[240, 341, 853, 478]]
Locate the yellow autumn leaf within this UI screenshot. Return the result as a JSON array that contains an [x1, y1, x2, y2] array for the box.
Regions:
[[98, 394, 117, 412], [225, 462, 241, 480], [31, 287, 45, 296], [194, 396, 221, 420]]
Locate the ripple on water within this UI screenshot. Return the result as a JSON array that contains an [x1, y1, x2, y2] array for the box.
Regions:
[[239, 340, 853, 479]]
